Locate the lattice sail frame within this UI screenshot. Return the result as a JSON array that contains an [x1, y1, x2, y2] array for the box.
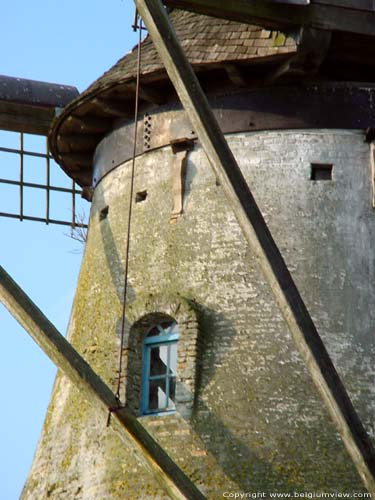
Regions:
[[0, 131, 87, 230]]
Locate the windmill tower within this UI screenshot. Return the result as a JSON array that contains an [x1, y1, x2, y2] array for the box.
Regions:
[[1, 3, 375, 498]]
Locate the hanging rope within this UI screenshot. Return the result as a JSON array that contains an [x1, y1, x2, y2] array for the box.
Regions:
[[107, 13, 143, 427]]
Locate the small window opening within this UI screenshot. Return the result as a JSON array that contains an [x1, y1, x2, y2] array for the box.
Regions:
[[141, 321, 178, 415], [310, 163, 333, 181], [99, 205, 109, 221], [135, 190, 147, 203]]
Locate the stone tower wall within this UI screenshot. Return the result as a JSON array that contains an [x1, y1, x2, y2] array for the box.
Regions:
[[22, 129, 374, 498]]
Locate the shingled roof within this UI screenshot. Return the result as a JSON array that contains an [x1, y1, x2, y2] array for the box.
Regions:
[[83, 10, 296, 97], [49, 9, 297, 187]]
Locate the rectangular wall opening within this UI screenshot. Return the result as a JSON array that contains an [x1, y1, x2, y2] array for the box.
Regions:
[[135, 190, 148, 203], [310, 163, 333, 181]]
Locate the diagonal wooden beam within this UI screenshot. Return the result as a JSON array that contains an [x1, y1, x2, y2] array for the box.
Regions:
[[0, 265, 204, 500], [134, 0, 375, 493]]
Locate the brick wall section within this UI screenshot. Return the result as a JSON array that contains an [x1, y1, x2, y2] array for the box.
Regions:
[[23, 130, 374, 498]]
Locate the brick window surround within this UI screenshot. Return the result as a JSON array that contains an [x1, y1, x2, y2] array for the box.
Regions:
[[125, 296, 200, 419]]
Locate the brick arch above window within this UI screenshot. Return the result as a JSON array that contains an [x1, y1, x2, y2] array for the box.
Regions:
[[125, 295, 199, 419]]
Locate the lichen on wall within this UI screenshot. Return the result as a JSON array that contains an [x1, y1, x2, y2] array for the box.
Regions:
[[23, 130, 374, 498]]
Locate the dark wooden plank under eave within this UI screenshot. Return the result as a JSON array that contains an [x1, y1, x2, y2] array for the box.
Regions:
[[162, 0, 375, 36]]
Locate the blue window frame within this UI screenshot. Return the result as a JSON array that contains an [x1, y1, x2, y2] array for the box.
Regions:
[[141, 321, 178, 415]]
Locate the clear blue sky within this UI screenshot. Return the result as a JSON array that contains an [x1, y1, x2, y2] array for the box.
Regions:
[[0, 2, 138, 499]]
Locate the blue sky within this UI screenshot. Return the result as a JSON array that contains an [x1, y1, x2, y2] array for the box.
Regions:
[[0, 2, 138, 499]]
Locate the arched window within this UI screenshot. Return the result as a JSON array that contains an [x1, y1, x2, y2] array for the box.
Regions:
[[140, 320, 179, 415]]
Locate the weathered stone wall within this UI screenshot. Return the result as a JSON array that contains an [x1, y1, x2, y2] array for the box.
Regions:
[[23, 129, 374, 498]]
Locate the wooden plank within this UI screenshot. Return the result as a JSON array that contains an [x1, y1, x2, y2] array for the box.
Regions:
[[271, 0, 310, 4], [0, 265, 204, 500], [162, 0, 375, 36], [134, 0, 375, 493], [0, 101, 54, 136], [0, 75, 78, 108], [313, 0, 375, 11]]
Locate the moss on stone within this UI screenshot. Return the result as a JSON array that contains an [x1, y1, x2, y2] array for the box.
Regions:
[[23, 134, 373, 498]]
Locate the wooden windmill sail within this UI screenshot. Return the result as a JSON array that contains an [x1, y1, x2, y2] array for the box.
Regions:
[[0, 75, 87, 228]]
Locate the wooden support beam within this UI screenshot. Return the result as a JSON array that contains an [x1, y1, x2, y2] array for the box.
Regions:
[[0, 265, 204, 500], [265, 26, 331, 83], [139, 84, 166, 104], [125, 81, 166, 104], [66, 171, 92, 189], [58, 134, 101, 150], [313, 0, 375, 11], [162, 0, 375, 36], [67, 115, 111, 133], [92, 97, 133, 118], [58, 152, 92, 168], [223, 64, 248, 87], [134, 0, 375, 493]]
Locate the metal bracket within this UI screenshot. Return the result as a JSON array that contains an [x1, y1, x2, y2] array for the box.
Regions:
[[143, 113, 152, 151]]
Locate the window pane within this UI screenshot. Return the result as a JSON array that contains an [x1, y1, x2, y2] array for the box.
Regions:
[[169, 343, 177, 375], [150, 345, 168, 376], [147, 325, 163, 337], [148, 379, 167, 411], [167, 377, 176, 410], [147, 320, 176, 337], [142, 321, 179, 414], [168, 322, 179, 335]]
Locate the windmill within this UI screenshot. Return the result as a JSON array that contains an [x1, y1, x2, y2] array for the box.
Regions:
[[2, 1, 375, 498]]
